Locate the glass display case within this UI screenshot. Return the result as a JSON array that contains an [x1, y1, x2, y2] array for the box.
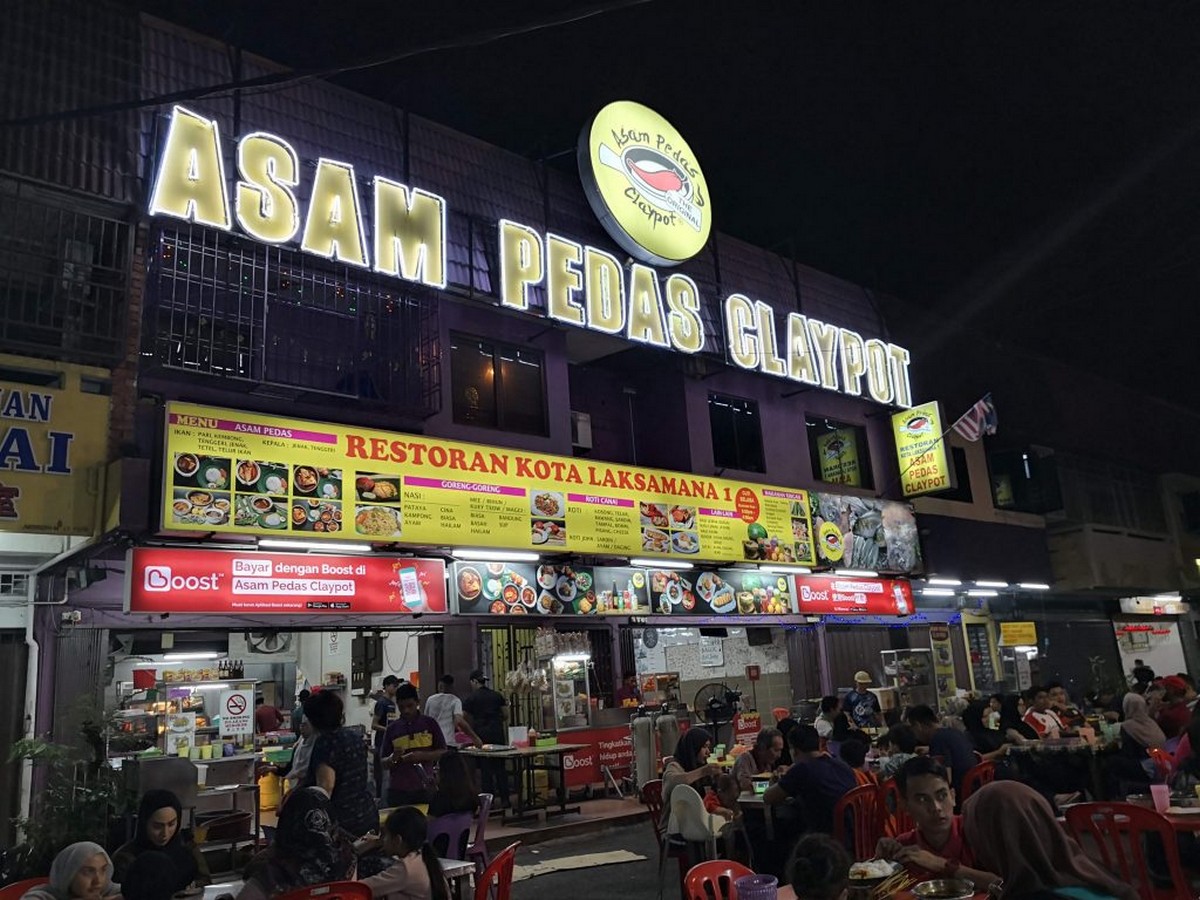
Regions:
[[880, 649, 938, 710], [544, 653, 592, 730]]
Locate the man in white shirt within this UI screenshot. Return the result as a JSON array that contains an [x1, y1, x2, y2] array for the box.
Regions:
[[1021, 686, 1064, 738], [424, 674, 481, 747]]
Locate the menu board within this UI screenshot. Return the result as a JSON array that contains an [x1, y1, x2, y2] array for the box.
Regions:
[[161, 402, 817, 565], [965, 623, 997, 692], [452, 562, 650, 616], [644, 567, 798, 616]]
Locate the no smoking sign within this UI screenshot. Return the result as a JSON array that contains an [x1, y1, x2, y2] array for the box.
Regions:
[[219, 689, 253, 737]]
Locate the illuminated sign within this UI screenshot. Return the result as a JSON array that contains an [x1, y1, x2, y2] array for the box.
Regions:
[[148, 106, 912, 407], [891, 401, 952, 497], [999, 621, 1038, 646], [577, 100, 711, 267]]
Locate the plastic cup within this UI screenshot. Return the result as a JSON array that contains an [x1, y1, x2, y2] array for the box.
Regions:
[[200, 745, 213, 760], [1150, 783, 1170, 812], [734, 874, 778, 900], [195, 764, 208, 787], [176, 745, 189, 758], [1193, 784, 1200, 801]]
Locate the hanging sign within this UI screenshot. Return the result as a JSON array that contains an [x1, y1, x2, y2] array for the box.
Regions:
[[999, 621, 1038, 646], [929, 623, 958, 697], [816, 429, 862, 486], [891, 401, 953, 497]]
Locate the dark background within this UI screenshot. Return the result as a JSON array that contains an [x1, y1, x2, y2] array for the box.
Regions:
[[131, 1, 1200, 442]]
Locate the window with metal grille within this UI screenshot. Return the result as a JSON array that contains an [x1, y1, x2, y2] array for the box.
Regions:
[[0, 179, 130, 365], [144, 225, 441, 417]]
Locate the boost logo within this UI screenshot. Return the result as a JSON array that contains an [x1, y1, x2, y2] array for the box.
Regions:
[[142, 565, 222, 592], [578, 100, 712, 267]]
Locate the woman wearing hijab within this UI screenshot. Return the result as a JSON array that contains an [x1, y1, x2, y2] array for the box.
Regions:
[[962, 781, 1136, 900], [1120, 692, 1166, 753], [112, 789, 210, 893], [236, 788, 356, 900], [119, 852, 178, 900], [963, 700, 1011, 760], [661, 727, 720, 805], [998, 694, 1039, 744], [21, 843, 120, 900]]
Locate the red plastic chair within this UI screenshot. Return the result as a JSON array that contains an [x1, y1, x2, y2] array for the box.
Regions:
[[877, 778, 914, 838], [684, 860, 754, 900], [1062, 802, 1188, 900], [466, 792, 494, 877], [0, 880, 48, 900], [276, 883, 372, 900], [834, 783, 882, 861], [474, 841, 520, 900], [1146, 748, 1174, 782], [959, 760, 996, 802]]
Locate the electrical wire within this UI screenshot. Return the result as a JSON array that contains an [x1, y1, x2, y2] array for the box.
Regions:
[[0, 0, 655, 128]]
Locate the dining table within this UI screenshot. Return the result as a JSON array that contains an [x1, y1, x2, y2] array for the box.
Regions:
[[460, 743, 590, 822], [736, 790, 776, 841], [439, 857, 476, 900]]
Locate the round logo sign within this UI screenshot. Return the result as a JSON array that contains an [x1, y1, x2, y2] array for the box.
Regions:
[[578, 100, 712, 267]]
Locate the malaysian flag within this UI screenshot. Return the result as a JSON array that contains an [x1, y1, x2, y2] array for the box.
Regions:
[[951, 393, 998, 441]]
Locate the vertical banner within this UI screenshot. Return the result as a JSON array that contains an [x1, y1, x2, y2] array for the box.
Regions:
[[929, 623, 958, 700], [891, 401, 952, 497], [815, 429, 861, 486]]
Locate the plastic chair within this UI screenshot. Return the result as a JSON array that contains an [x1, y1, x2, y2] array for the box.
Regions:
[[959, 760, 996, 802], [276, 882, 372, 900], [474, 841, 520, 900], [1062, 802, 1187, 900], [877, 778, 914, 838], [660, 785, 720, 900], [643, 779, 667, 852], [684, 859, 754, 900], [0, 879, 48, 900], [1146, 748, 1174, 782], [466, 792, 493, 877], [833, 783, 882, 861], [428, 810, 474, 860]]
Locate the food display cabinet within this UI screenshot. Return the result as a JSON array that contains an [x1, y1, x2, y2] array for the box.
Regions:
[[543, 653, 592, 730]]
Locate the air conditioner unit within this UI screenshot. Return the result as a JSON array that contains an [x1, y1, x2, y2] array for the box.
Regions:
[[570, 410, 593, 450]]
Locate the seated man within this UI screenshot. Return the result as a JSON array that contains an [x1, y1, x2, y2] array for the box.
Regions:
[[876, 756, 999, 891], [905, 704, 977, 799], [1046, 681, 1085, 729], [1022, 686, 1066, 738], [764, 724, 856, 834]]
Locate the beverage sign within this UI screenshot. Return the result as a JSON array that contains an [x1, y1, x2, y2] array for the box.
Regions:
[[219, 690, 253, 736], [891, 401, 953, 497], [793, 575, 914, 615], [126, 547, 448, 615], [162, 402, 817, 566], [0, 354, 111, 535], [148, 106, 914, 408]]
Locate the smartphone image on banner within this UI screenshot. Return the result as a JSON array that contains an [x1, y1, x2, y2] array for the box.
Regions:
[[398, 567, 424, 611]]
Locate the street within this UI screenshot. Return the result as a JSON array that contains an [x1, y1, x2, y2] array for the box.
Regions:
[[507, 819, 662, 899]]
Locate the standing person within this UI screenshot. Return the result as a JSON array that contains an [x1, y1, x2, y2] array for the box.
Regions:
[[843, 672, 884, 728], [21, 843, 120, 900], [986, 694, 1004, 730], [614, 671, 642, 707], [732, 727, 785, 791], [423, 675, 481, 747], [764, 724, 856, 834], [373, 676, 402, 797], [382, 683, 448, 808], [292, 689, 310, 736], [961, 781, 1137, 900], [462, 669, 509, 808], [905, 705, 976, 798], [875, 757, 998, 890], [304, 689, 378, 838], [1021, 687, 1066, 738], [814, 696, 850, 740], [112, 789, 210, 892], [255, 695, 284, 734]]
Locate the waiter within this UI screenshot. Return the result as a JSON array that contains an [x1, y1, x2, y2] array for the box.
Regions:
[[463, 669, 510, 809]]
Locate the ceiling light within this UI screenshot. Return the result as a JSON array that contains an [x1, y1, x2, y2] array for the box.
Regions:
[[921, 588, 957, 597], [1018, 583, 1051, 591], [974, 580, 1009, 588], [451, 549, 540, 562], [162, 652, 219, 661], [759, 565, 813, 574], [834, 569, 878, 578], [258, 539, 374, 553], [927, 578, 962, 587], [630, 558, 693, 570], [967, 589, 998, 597]]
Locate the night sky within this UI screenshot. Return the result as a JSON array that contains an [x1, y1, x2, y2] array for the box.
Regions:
[[135, 1, 1200, 420]]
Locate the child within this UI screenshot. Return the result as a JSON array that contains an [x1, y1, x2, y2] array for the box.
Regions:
[[703, 772, 741, 821], [787, 833, 850, 900]]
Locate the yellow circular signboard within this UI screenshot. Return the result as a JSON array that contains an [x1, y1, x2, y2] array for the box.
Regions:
[[578, 100, 713, 267]]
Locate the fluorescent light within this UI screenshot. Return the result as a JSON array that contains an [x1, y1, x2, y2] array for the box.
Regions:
[[1018, 583, 1051, 591], [928, 578, 962, 587], [974, 580, 1009, 588], [554, 653, 590, 662], [1151, 592, 1181, 601], [162, 652, 219, 661], [192, 683, 231, 690], [630, 558, 693, 570], [452, 549, 541, 562], [967, 589, 998, 597], [759, 565, 813, 574], [834, 569, 878, 578], [921, 588, 957, 597], [1013, 645, 1038, 655], [258, 539, 374, 553]]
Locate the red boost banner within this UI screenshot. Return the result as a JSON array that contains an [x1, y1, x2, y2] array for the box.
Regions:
[[562, 725, 635, 788], [792, 575, 914, 615], [126, 547, 447, 615]]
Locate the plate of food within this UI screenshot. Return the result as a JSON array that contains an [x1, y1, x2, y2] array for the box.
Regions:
[[641, 527, 669, 553], [236, 459, 261, 488], [458, 567, 483, 602], [696, 571, 724, 603], [556, 575, 577, 602], [848, 859, 903, 885], [174, 453, 201, 480], [354, 505, 403, 537], [356, 475, 399, 502], [575, 571, 593, 592], [293, 465, 320, 495], [640, 502, 669, 529], [672, 531, 699, 554], [537, 590, 556, 614], [669, 505, 696, 530], [709, 586, 736, 614], [532, 520, 565, 546], [531, 490, 564, 519]]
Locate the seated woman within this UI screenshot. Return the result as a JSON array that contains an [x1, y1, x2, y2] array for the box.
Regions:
[[962, 781, 1136, 900], [662, 727, 720, 806], [237, 788, 356, 900], [786, 833, 850, 900], [998, 694, 1039, 744], [112, 789, 210, 893], [360, 807, 449, 900], [427, 750, 479, 819], [1104, 691, 1165, 797], [119, 852, 177, 900], [22, 843, 120, 900], [962, 700, 1010, 761]]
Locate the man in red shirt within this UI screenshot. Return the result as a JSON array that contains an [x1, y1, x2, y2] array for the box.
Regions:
[[1156, 675, 1192, 739], [254, 695, 284, 733], [1022, 686, 1065, 738], [876, 757, 998, 891]]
